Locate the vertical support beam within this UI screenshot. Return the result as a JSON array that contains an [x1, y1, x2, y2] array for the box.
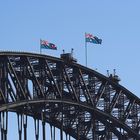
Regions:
[[65, 133, 68, 140], [0, 112, 8, 140], [50, 125, 52, 140], [60, 127, 63, 140], [92, 113, 96, 140], [50, 125, 56, 140], [4, 112, 8, 140], [60, 104, 63, 140], [77, 107, 80, 140], [23, 115, 27, 140], [0, 112, 3, 140], [17, 113, 22, 140], [0, 57, 8, 104], [69, 135, 70, 140], [41, 112, 46, 140], [53, 126, 55, 140], [34, 119, 39, 140], [0, 112, 1, 140], [60, 113, 63, 140], [42, 122, 45, 140]]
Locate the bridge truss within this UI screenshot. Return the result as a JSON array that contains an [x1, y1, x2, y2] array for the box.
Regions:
[[0, 51, 140, 140]]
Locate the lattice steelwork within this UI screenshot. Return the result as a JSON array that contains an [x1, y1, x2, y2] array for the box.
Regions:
[[0, 51, 140, 140]]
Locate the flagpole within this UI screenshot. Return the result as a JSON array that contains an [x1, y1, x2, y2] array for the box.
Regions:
[[85, 32, 87, 67]]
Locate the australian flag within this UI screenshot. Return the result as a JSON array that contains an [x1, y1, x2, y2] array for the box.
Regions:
[[40, 39, 57, 50], [85, 33, 102, 44]]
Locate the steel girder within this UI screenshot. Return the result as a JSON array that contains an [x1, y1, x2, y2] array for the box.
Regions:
[[0, 51, 140, 140]]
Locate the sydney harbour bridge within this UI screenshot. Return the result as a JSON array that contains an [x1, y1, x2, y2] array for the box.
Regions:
[[0, 51, 140, 140]]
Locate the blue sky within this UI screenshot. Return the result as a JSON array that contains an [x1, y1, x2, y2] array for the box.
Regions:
[[0, 0, 140, 139]]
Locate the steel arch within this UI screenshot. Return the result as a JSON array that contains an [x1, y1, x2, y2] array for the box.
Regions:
[[0, 51, 140, 140]]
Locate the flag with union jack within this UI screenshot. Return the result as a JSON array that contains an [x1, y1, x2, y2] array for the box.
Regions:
[[85, 33, 102, 44], [40, 39, 57, 50]]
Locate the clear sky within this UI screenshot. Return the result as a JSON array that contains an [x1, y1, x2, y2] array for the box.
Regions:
[[0, 0, 140, 139]]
